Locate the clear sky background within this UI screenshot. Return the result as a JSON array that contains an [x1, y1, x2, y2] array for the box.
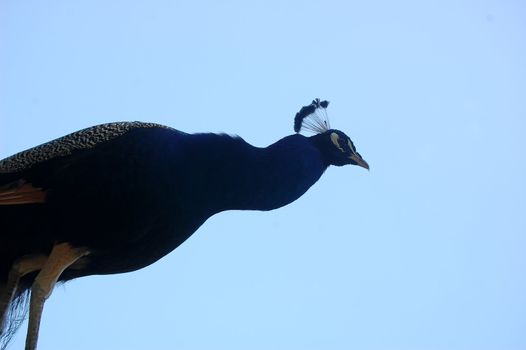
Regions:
[[1, 1, 525, 349]]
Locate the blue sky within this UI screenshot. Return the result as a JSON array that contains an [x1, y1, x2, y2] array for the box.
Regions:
[[1, 1, 525, 349]]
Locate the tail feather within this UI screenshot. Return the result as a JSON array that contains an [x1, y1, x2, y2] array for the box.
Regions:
[[1, 289, 30, 350]]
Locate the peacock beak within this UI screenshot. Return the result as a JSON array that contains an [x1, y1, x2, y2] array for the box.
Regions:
[[350, 154, 369, 170]]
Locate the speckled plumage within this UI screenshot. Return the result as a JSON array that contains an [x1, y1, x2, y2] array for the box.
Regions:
[[0, 122, 170, 174]]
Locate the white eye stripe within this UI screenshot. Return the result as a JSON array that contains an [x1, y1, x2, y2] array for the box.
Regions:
[[330, 133, 345, 152], [347, 140, 357, 155]]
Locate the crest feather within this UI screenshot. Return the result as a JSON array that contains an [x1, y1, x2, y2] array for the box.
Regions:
[[293, 98, 331, 134]]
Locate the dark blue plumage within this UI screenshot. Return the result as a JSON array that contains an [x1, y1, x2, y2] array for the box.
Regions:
[[0, 100, 368, 350]]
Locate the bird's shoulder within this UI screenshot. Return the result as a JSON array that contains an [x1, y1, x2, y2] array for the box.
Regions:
[[0, 122, 178, 175]]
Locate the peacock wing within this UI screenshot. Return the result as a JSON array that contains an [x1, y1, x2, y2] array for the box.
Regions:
[[0, 122, 174, 205]]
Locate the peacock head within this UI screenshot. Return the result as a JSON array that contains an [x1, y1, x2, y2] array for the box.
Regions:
[[294, 98, 369, 170]]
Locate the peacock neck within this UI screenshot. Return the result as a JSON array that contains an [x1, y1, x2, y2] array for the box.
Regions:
[[184, 133, 329, 213], [207, 135, 327, 210]]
